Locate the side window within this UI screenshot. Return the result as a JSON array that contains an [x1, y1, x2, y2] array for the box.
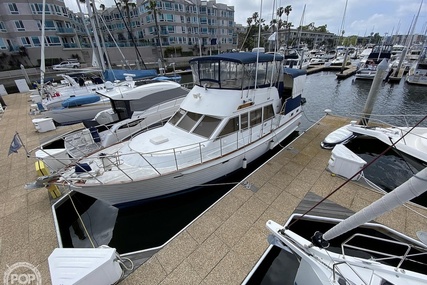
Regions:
[[240, 113, 248, 130], [263, 105, 274, 121], [250, 109, 262, 127], [219, 116, 239, 137]]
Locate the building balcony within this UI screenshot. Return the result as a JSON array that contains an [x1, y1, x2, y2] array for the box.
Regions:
[[63, 43, 79, 49], [56, 27, 75, 35]]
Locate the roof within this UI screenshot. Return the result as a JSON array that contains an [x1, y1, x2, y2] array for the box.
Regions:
[[189, 52, 284, 64]]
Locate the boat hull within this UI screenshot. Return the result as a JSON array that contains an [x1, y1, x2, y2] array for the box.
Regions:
[[44, 101, 111, 125], [69, 114, 301, 206]]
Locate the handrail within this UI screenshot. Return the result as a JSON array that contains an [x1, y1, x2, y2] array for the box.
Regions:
[[341, 233, 420, 271], [345, 112, 427, 128], [66, 114, 291, 183]]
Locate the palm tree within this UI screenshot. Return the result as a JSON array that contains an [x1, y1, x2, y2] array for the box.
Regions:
[[116, 0, 136, 41], [146, 0, 164, 65], [114, 0, 146, 68], [284, 5, 292, 46]]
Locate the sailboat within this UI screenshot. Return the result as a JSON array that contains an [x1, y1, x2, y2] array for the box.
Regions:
[[244, 168, 427, 284]]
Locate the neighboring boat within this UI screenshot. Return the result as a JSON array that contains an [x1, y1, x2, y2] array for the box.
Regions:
[[320, 118, 427, 174], [355, 45, 393, 80], [308, 57, 329, 66], [41, 74, 107, 110], [52, 52, 305, 206], [346, 123, 427, 164], [406, 46, 427, 86], [244, 167, 427, 285], [329, 55, 351, 67], [41, 80, 188, 125], [282, 49, 310, 70]]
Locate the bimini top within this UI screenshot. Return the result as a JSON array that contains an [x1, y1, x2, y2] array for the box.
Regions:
[[190, 52, 284, 64], [283, 67, 307, 78]]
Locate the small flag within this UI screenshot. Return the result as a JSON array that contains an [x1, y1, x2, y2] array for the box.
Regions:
[[8, 133, 22, 155], [268, 32, 277, 41]]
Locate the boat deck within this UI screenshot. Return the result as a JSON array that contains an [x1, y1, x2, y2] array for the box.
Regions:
[[1, 91, 427, 284]]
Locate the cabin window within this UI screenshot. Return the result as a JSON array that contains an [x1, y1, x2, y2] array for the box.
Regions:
[[220, 61, 242, 88], [250, 109, 262, 127], [193, 115, 221, 138], [219, 116, 239, 137], [169, 109, 185, 125], [199, 60, 219, 82], [263, 105, 274, 120], [240, 113, 248, 130], [118, 118, 144, 129], [177, 111, 202, 132]]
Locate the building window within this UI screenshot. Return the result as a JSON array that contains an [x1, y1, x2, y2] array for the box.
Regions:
[[15, 21, 25, 31], [0, 22, 6, 32], [46, 36, 61, 46], [31, 3, 47, 14], [0, 38, 7, 50], [21, 37, 31, 47], [32, 36, 41, 46], [8, 3, 19, 14]]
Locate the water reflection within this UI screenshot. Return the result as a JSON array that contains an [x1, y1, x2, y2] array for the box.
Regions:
[[301, 72, 427, 130]]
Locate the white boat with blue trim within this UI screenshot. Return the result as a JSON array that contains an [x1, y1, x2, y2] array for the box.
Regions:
[[54, 52, 306, 206]]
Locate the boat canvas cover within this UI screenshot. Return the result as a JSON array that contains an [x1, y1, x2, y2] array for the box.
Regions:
[[189, 52, 284, 64], [61, 94, 100, 108], [103, 69, 158, 81]]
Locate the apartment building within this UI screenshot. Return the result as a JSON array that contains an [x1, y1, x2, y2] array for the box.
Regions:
[[0, 0, 86, 68], [0, 0, 237, 69]]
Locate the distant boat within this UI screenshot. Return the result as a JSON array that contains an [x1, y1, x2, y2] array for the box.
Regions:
[[41, 80, 188, 125], [355, 45, 393, 80], [52, 52, 306, 206], [406, 46, 427, 86]]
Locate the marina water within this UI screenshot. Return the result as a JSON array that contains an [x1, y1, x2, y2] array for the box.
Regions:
[[56, 71, 427, 253]]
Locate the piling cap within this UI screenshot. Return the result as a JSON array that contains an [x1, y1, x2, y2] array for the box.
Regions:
[[377, 58, 388, 71]]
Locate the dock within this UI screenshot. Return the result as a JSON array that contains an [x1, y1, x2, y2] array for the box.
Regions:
[[387, 66, 407, 83], [1, 92, 426, 284], [307, 64, 357, 79]]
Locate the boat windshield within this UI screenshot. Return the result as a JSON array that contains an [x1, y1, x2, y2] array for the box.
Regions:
[[190, 59, 280, 90], [168, 108, 221, 138]]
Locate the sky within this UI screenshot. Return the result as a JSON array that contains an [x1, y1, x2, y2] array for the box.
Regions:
[[65, 0, 427, 37]]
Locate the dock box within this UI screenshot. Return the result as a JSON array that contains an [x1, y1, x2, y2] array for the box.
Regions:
[[35, 149, 71, 173], [328, 144, 366, 180], [32, 118, 56, 132]]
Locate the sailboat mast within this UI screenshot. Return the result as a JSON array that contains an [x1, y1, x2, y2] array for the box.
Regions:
[[297, 4, 306, 49], [40, 0, 46, 97], [407, 0, 424, 48], [337, 0, 348, 46]]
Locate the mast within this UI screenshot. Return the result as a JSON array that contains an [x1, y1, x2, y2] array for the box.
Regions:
[[321, 167, 427, 242], [40, 0, 46, 98], [296, 4, 306, 49], [85, 0, 106, 71], [337, 0, 348, 46], [408, 0, 424, 48]]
